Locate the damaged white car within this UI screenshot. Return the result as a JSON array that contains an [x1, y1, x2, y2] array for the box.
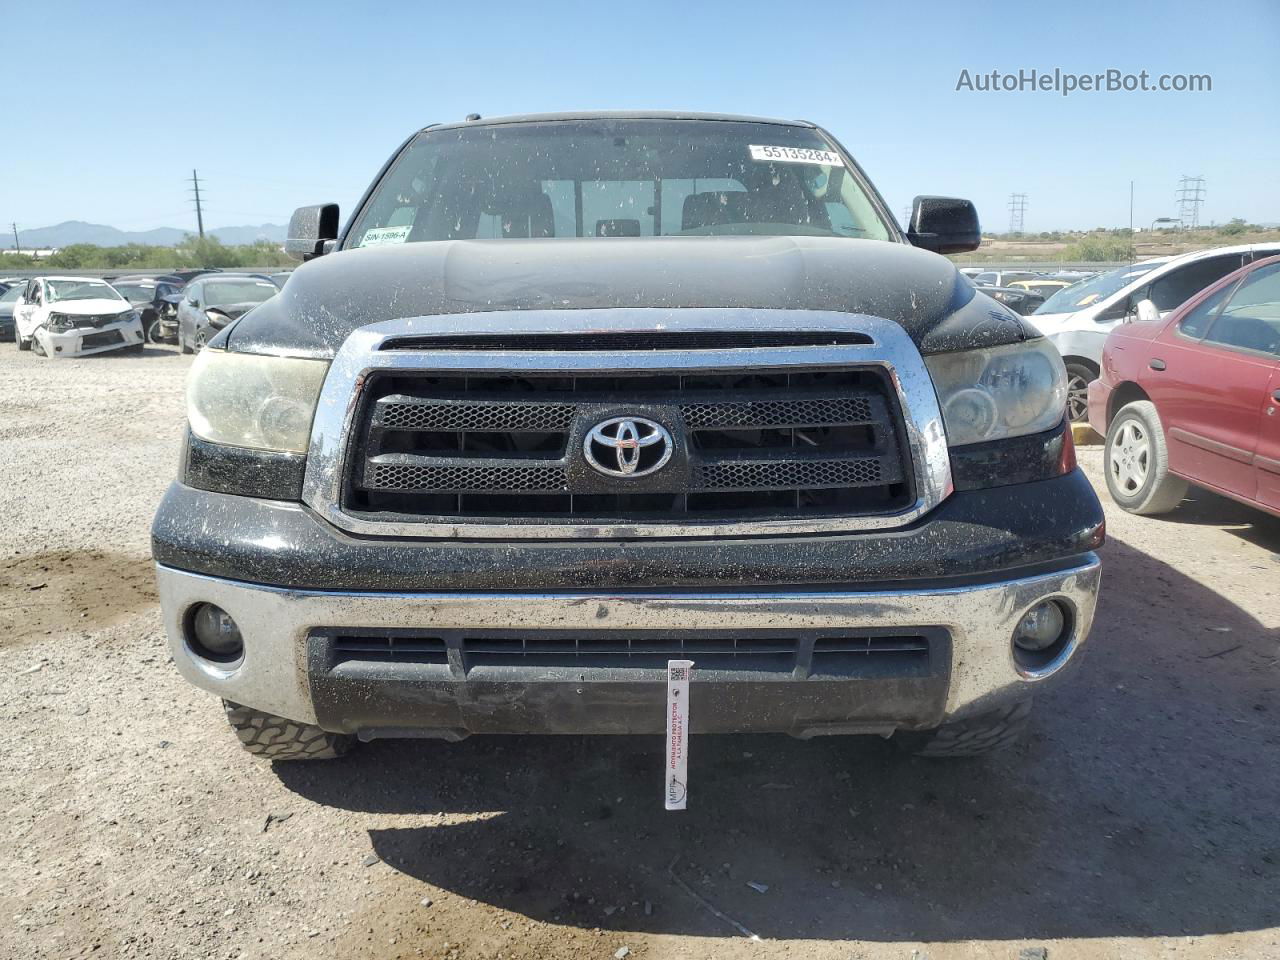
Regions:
[[13, 277, 145, 358]]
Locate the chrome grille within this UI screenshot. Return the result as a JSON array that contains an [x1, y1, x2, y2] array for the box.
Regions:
[[346, 364, 911, 522]]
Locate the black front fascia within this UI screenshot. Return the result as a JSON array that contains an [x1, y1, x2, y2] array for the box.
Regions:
[[152, 468, 1105, 592]]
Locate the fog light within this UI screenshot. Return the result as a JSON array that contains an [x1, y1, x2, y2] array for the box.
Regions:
[[190, 603, 243, 661], [1014, 600, 1067, 651]]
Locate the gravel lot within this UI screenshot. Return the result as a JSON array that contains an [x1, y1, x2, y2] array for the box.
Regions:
[[2, 343, 1278, 960]]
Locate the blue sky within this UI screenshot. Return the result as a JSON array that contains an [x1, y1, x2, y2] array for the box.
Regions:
[[3, 0, 1277, 234]]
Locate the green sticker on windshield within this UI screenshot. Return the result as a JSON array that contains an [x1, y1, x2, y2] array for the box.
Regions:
[[359, 225, 412, 247]]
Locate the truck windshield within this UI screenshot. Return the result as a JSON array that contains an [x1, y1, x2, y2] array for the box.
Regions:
[[346, 119, 894, 246]]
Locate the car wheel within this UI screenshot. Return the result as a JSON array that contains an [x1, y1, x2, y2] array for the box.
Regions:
[[18, 334, 31, 351], [194, 330, 207, 353], [31, 334, 47, 357], [1104, 400, 1187, 515], [1064, 361, 1096, 423], [147, 320, 165, 344]]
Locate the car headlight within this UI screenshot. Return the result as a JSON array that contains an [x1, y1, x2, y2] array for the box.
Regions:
[[120, 309, 141, 324], [187, 351, 329, 454], [46, 312, 75, 332], [924, 339, 1067, 446]]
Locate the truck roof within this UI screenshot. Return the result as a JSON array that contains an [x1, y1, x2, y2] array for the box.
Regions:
[[424, 110, 816, 133]]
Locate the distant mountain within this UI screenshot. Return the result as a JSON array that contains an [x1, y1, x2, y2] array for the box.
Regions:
[[4, 220, 286, 249]]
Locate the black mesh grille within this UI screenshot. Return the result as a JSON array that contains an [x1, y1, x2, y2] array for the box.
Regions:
[[695, 456, 883, 491], [365, 460, 569, 493], [346, 360, 912, 523], [681, 395, 874, 430], [378, 398, 576, 432]]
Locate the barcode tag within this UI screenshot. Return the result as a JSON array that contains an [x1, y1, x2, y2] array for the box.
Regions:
[[665, 660, 693, 811]]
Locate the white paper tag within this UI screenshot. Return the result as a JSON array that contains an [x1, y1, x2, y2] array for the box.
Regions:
[[749, 144, 844, 166], [665, 659, 693, 811], [358, 224, 412, 247]]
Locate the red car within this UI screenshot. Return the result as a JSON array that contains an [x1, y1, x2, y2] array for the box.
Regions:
[[1088, 254, 1280, 517]]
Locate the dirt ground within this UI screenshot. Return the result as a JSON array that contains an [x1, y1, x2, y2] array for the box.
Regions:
[[1, 344, 1278, 960]]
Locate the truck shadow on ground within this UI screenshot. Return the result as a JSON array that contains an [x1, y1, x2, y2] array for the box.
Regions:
[[276, 535, 1280, 942]]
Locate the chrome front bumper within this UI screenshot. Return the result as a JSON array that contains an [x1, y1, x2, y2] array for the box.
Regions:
[[157, 555, 1101, 736]]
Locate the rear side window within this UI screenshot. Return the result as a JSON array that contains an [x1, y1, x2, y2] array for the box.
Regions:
[[1204, 262, 1280, 357], [1148, 255, 1244, 312], [1178, 284, 1233, 339]]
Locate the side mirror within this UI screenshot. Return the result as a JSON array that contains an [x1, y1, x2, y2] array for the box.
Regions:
[[285, 203, 340, 261], [1135, 299, 1161, 325], [906, 196, 981, 254]]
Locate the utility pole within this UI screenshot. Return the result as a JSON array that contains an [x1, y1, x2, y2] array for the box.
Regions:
[[10, 222, 19, 254], [1007, 193, 1027, 234], [1176, 175, 1205, 230], [189, 169, 206, 239]]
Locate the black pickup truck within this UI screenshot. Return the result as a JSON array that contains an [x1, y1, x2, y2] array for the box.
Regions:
[[152, 112, 1103, 762]]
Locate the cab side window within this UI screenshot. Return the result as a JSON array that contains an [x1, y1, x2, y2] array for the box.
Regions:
[[1203, 262, 1280, 357], [1147, 255, 1244, 312], [186, 283, 201, 306]]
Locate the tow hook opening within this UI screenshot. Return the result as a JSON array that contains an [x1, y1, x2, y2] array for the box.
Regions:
[[1012, 598, 1076, 678]]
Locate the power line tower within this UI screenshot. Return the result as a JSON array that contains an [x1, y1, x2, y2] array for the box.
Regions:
[[10, 222, 19, 254], [1176, 175, 1206, 230], [188, 169, 206, 239], [1008, 193, 1028, 234]]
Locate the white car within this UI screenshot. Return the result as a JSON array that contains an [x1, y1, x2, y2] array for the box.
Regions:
[[1029, 243, 1280, 420], [13, 277, 146, 358]]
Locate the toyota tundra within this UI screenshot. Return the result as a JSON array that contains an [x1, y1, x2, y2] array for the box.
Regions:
[[152, 112, 1104, 762]]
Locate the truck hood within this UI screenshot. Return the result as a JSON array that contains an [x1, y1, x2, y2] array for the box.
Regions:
[[227, 236, 1039, 358]]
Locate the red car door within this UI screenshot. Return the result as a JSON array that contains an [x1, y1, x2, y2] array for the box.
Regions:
[[1143, 261, 1280, 502], [1260, 367, 1280, 513]]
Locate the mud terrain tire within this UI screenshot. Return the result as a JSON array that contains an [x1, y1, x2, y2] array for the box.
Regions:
[[894, 699, 1033, 757], [223, 701, 353, 760]]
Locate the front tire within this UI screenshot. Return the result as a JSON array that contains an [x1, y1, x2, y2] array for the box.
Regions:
[[30, 334, 47, 357], [223, 701, 353, 760], [1104, 400, 1187, 515], [18, 334, 31, 352], [1064, 361, 1097, 423], [894, 700, 1033, 757]]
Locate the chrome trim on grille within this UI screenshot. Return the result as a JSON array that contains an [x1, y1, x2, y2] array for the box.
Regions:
[[301, 309, 953, 539]]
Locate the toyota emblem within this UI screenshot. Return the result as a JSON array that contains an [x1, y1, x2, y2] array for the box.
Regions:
[[583, 416, 674, 478]]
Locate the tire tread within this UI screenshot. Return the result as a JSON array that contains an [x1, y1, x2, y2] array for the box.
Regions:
[[222, 701, 352, 761]]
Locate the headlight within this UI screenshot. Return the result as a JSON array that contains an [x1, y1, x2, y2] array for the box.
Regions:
[[205, 310, 229, 330], [187, 351, 329, 454], [46, 312, 74, 332], [120, 309, 140, 324], [924, 339, 1067, 446]]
